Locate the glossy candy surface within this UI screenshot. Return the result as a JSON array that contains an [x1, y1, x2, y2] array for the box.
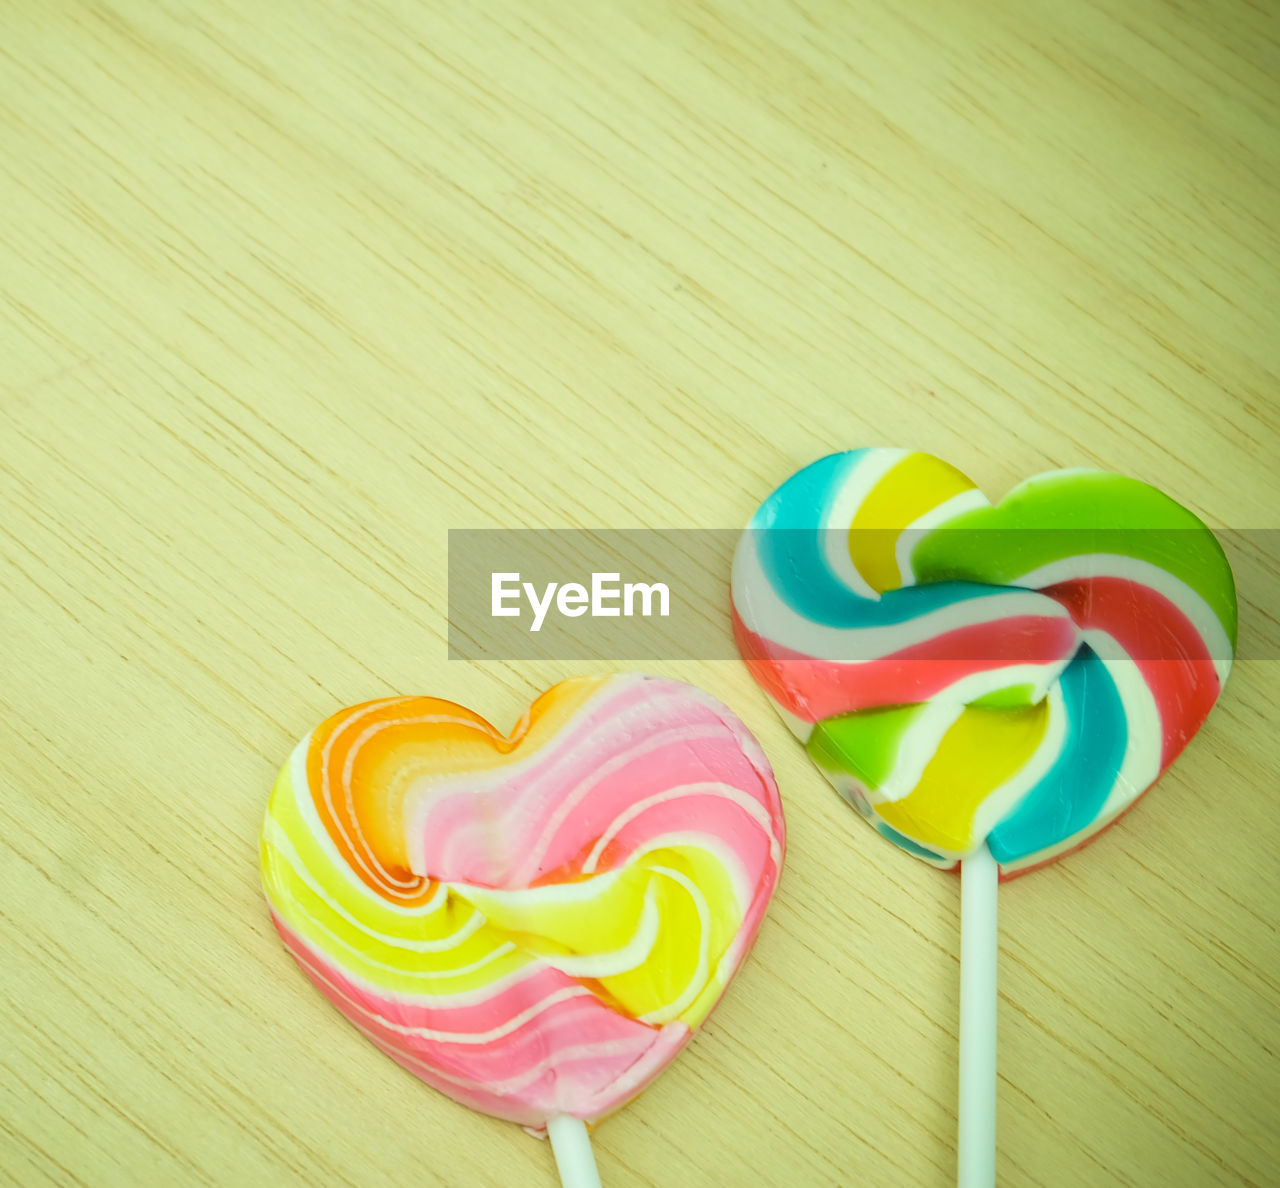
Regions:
[[732, 449, 1236, 874], [261, 674, 784, 1131]]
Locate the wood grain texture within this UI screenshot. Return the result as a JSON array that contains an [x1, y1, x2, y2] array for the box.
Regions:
[[1, 0, 1277, 1184]]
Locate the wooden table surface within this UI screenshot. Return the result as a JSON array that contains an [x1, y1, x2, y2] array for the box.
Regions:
[[2, 1, 1277, 1185]]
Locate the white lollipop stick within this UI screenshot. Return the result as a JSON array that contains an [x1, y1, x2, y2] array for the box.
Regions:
[[959, 842, 997, 1188], [547, 1115, 602, 1188]]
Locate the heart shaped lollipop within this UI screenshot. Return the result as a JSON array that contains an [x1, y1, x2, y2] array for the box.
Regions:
[[731, 449, 1236, 1184], [732, 448, 1236, 873], [261, 674, 784, 1183]]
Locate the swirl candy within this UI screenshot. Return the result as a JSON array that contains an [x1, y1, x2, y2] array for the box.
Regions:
[[733, 449, 1237, 1183], [260, 674, 784, 1149], [731, 449, 1237, 874]]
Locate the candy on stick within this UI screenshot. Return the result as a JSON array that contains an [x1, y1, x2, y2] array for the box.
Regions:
[[732, 449, 1236, 1185], [261, 674, 785, 1187]]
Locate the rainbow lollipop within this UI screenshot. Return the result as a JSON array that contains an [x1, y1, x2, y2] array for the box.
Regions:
[[732, 449, 1236, 1184], [261, 674, 785, 1186]]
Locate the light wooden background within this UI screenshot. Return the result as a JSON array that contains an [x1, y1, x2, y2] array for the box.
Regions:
[[2, 1, 1277, 1185]]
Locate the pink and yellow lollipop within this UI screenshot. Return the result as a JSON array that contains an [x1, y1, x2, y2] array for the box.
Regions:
[[261, 673, 785, 1185]]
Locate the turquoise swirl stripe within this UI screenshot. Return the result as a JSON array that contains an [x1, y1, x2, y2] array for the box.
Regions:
[[987, 646, 1127, 863], [753, 452, 1032, 627]]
